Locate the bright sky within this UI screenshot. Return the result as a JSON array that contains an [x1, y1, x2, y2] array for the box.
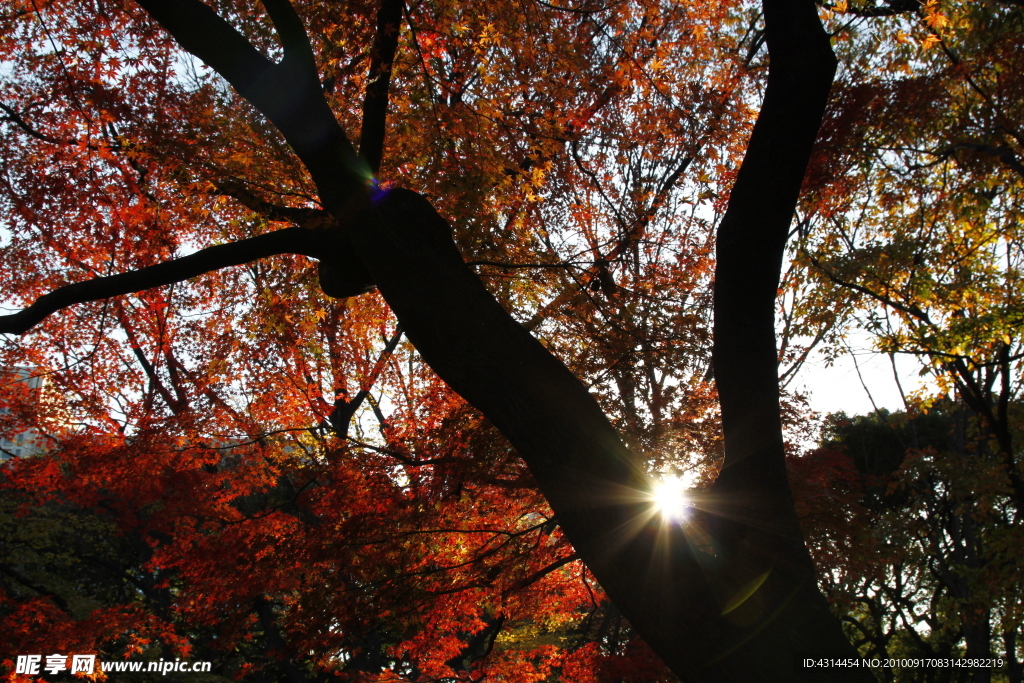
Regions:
[[791, 328, 927, 417]]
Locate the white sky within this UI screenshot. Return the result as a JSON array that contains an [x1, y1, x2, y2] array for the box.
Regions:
[[791, 329, 928, 417]]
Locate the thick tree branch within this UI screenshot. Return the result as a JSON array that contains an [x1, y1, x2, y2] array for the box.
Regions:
[[359, 0, 404, 175], [133, 0, 275, 100], [0, 228, 323, 335], [710, 0, 869, 675], [133, 0, 368, 203], [261, 0, 318, 70], [713, 0, 837, 512]]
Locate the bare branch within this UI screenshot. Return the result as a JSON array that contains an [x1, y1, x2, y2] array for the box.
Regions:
[[0, 228, 324, 335]]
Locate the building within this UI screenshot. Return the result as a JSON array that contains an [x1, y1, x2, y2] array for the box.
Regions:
[[0, 368, 47, 461]]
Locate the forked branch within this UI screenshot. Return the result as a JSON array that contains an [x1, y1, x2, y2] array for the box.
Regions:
[[134, 0, 367, 202], [0, 228, 323, 335]]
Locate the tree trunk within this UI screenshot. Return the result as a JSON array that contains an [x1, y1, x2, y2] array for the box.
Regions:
[[346, 1, 865, 680], [127, 0, 867, 679]]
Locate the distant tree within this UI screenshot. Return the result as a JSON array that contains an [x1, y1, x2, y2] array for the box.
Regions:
[[791, 406, 1024, 683]]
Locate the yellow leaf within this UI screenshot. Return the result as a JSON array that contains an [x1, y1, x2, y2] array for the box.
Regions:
[[835, 0, 848, 13], [925, 12, 948, 30], [921, 34, 941, 50]]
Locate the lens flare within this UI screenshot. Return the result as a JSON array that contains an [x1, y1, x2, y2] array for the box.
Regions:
[[651, 475, 690, 522]]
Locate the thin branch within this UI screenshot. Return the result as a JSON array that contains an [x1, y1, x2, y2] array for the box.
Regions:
[[836, 0, 921, 17], [214, 178, 331, 225], [535, 0, 614, 14], [504, 552, 579, 595], [467, 259, 577, 269], [330, 325, 404, 435], [804, 251, 933, 323], [0, 227, 324, 335], [0, 102, 65, 145], [345, 435, 457, 466], [0, 564, 72, 613], [909, 141, 1024, 180], [116, 308, 183, 415]]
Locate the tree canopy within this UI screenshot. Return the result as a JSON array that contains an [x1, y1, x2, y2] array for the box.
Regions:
[[0, 0, 1021, 681]]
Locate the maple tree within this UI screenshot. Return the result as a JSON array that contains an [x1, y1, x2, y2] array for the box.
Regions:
[[6, 0, 1016, 681]]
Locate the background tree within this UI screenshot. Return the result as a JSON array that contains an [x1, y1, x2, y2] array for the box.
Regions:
[[784, 1, 1024, 679], [792, 407, 1024, 683]]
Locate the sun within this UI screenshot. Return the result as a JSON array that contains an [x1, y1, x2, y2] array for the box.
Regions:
[[651, 475, 690, 522]]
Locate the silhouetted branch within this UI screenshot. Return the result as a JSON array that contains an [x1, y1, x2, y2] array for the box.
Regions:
[[214, 178, 331, 225], [467, 259, 576, 269], [504, 552, 579, 595], [330, 325, 404, 435], [0, 564, 72, 613], [134, 0, 367, 202], [535, 0, 612, 14], [803, 250, 933, 323], [834, 0, 921, 17], [946, 143, 1024, 179], [0, 228, 323, 335], [359, 0, 405, 175], [0, 102, 65, 145]]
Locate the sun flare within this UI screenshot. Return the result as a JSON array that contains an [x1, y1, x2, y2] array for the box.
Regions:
[[651, 475, 690, 522]]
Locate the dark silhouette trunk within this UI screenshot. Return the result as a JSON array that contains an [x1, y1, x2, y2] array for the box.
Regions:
[[4, 0, 871, 679]]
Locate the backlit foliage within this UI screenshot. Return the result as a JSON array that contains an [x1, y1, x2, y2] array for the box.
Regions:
[[0, 0, 756, 678]]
